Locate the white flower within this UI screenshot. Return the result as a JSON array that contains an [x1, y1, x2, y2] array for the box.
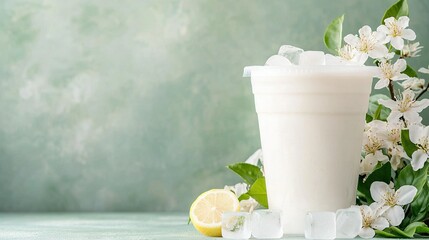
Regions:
[[360, 152, 388, 175], [344, 25, 388, 59], [361, 124, 388, 175], [379, 89, 429, 124], [374, 59, 409, 89], [388, 145, 408, 171], [357, 203, 390, 238], [224, 183, 258, 212], [377, 16, 416, 50], [401, 78, 425, 91], [225, 183, 248, 197], [419, 66, 429, 74], [370, 181, 417, 226], [337, 44, 368, 65], [239, 198, 258, 213], [377, 121, 402, 149], [401, 42, 423, 58], [408, 125, 429, 170]]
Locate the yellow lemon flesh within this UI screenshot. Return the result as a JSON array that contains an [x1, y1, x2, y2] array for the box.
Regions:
[[189, 189, 240, 237]]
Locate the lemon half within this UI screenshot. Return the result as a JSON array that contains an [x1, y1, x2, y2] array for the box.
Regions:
[[189, 189, 240, 237]]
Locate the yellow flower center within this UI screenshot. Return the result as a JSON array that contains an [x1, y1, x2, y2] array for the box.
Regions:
[[387, 22, 401, 37], [383, 191, 397, 207], [397, 94, 413, 113]]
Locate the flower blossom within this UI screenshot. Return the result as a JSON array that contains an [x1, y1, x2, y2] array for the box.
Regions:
[[377, 16, 416, 50], [344, 25, 388, 59], [408, 125, 429, 170], [357, 203, 389, 238], [370, 181, 417, 226], [401, 42, 423, 58], [379, 89, 429, 124], [374, 59, 409, 89], [360, 122, 388, 175], [401, 78, 425, 91], [224, 183, 258, 212], [337, 44, 368, 65]]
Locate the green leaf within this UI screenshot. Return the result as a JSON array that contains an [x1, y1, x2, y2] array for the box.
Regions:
[[373, 104, 383, 120], [388, 226, 413, 238], [227, 163, 264, 185], [368, 94, 391, 121], [381, 0, 409, 24], [416, 226, 429, 235], [246, 177, 268, 208], [410, 180, 429, 222], [358, 162, 392, 203], [375, 229, 399, 238], [395, 163, 429, 195], [187, 217, 191, 225], [401, 129, 419, 158], [403, 65, 418, 78], [404, 222, 428, 236], [238, 193, 250, 201], [324, 15, 344, 54], [366, 113, 373, 123]]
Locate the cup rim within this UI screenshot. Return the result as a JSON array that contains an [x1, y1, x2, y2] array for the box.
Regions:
[[243, 65, 379, 78]]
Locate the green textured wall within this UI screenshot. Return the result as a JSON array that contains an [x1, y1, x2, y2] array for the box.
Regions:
[[1, 0, 428, 212]]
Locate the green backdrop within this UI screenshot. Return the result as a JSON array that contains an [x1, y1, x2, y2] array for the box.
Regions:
[[1, 0, 428, 212]]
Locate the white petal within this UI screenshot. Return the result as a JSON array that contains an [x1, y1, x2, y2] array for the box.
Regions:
[[374, 151, 389, 162], [412, 99, 429, 112], [384, 206, 404, 226], [419, 67, 429, 74], [394, 59, 407, 73], [396, 185, 417, 205], [359, 25, 372, 36], [368, 44, 388, 58], [370, 181, 390, 203], [344, 34, 359, 47], [378, 98, 397, 109], [374, 78, 389, 89], [387, 111, 403, 123], [411, 150, 428, 171], [383, 17, 395, 26], [409, 125, 423, 144], [403, 110, 422, 124], [402, 29, 416, 41], [397, 16, 410, 28], [359, 227, 375, 239], [391, 73, 409, 81], [372, 216, 390, 230], [391, 36, 404, 50], [376, 25, 389, 35]]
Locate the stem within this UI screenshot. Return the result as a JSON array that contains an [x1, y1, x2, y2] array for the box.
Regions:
[[416, 83, 429, 100], [388, 80, 396, 100]]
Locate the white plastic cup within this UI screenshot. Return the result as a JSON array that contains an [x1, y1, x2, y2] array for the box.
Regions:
[[245, 65, 377, 235]]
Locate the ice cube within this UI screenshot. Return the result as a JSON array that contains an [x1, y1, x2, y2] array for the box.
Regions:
[[299, 51, 326, 65], [251, 209, 283, 239], [222, 212, 251, 239], [265, 55, 292, 66], [278, 45, 304, 65], [305, 211, 336, 240], [336, 207, 362, 238]]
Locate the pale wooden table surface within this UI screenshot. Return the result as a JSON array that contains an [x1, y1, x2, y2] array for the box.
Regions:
[[0, 213, 396, 240]]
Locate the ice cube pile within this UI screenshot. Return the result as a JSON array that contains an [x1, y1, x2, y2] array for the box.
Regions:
[[243, 45, 363, 77], [266, 45, 361, 67], [222, 207, 363, 239]]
